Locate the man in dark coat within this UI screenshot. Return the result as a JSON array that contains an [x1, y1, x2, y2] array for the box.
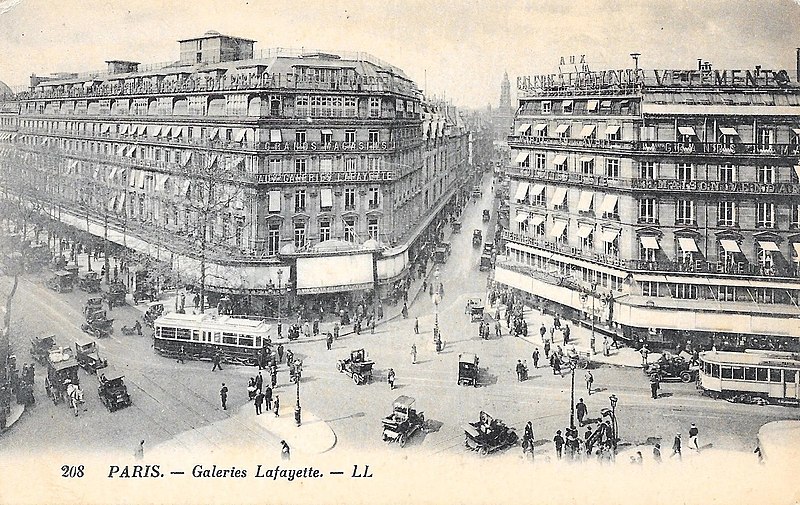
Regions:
[[576, 398, 588, 426], [255, 372, 263, 392], [212, 352, 222, 371], [553, 430, 564, 459], [254, 389, 264, 415], [219, 383, 228, 410]]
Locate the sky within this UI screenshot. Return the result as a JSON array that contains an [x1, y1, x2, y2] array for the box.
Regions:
[[0, 0, 799, 108]]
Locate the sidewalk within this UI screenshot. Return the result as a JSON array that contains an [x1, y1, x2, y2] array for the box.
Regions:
[[251, 401, 337, 454], [485, 301, 661, 368], [1, 403, 25, 433]]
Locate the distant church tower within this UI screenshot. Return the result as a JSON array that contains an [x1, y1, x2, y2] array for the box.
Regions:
[[499, 71, 512, 112], [493, 71, 514, 141]]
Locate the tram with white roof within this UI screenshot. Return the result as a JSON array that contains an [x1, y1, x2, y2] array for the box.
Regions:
[[153, 312, 272, 366], [698, 350, 800, 404]]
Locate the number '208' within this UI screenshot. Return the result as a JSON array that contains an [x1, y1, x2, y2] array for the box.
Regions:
[[61, 465, 85, 478]]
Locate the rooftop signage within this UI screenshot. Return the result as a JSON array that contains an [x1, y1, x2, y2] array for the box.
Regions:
[[518, 67, 793, 91]]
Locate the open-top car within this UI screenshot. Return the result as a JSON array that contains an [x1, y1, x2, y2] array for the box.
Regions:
[[463, 411, 518, 456], [30, 334, 56, 365], [81, 314, 114, 339], [644, 351, 698, 383], [78, 271, 101, 293], [133, 282, 158, 304], [451, 220, 462, 233], [433, 242, 451, 264], [143, 301, 165, 327], [472, 229, 482, 248], [46, 271, 74, 293], [382, 395, 425, 447], [458, 353, 480, 386], [465, 299, 484, 323], [98, 370, 132, 412], [471, 186, 482, 199], [84, 296, 105, 319], [75, 336, 108, 374], [104, 281, 127, 306], [482, 209, 490, 222], [337, 348, 375, 385], [479, 254, 493, 271]]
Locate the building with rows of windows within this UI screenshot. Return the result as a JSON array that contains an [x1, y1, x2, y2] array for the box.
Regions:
[[498, 62, 800, 351], [0, 31, 471, 312]]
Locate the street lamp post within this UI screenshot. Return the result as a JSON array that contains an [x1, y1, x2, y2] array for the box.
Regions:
[[294, 367, 301, 427], [590, 281, 597, 355], [433, 268, 441, 348], [609, 394, 618, 450], [569, 360, 577, 430], [277, 269, 283, 337]]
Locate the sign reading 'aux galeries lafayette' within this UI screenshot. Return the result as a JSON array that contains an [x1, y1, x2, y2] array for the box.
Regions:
[[518, 67, 793, 90]]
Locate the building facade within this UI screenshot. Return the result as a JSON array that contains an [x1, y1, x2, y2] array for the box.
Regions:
[[498, 63, 800, 351], [0, 31, 471, 311]]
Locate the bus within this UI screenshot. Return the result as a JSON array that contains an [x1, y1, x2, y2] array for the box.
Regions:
[[153, 313, 273, 366], [698, 350, 800, 404]]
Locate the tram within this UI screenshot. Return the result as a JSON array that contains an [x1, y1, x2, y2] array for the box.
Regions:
[[697, 350, 800, 405], [153, 313, 272, 366]]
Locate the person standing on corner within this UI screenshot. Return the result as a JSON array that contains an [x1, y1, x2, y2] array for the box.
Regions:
[[273, 395, 280, 417], [585, 370, 594, 395], [532, 348, 540, 368], [650, 373, 660, 399], [553, 430, 564, 459], [576, 398, 588, 426], [387, 368, 396, 390], [689, 423, 700, 451], [219, 383, 228, 411], [414, 317, 419, 334], [411, 344, 417, 364], [254, 389, 264, 415], [670, 433, 682, 460]]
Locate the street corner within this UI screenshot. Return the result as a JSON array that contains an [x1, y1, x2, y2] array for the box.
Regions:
[[245, 402, 337, 455]]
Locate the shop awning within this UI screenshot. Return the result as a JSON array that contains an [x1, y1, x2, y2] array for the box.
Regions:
[[320, 188, 333, 208], [93, 166, 101, 179], [268, 190, 281, 212], [600, 228, 620, 243], [577, 191, 594, 212], [599, 194, 618, 214], [554, 124, 570, 134], [531, 184, 545, 196], [515, 151, 530, 163], [107, 195, 117, 211], [719, 127, 739, 136], [678, 126, 696, 136], [720, 239, 741, 253], [792, 128, 800, 136], [514, 182, 530, 201], [517, 123, 531, 134], [529, 214, 545, 226], [234, 128, 247, 142], [180, 151, 193, 167], [148, 125, 161, 137], [125, 145, 137, 157], [181, 180, 191, 198], [172, 126, 184, 138], [551, 187, 568, 206], [577, 223, 594, 238], [136, 124, 148, 136], [119, 124, 129, 135], [640, 236, 660, 250], [101, 123, 110, 134], [562, 100, 573, 108], [155, 174, 169, 191], [295, 254, 375, 295], [552, 154, 567, 166], [549, 220, 568, 238], [793, 243, 800, 258], [600, 100, 612, 108], [580, 125, 596, 137], [514, 213, 528, 223], [758, 240, 780, 252], [533, 123, 548, 132], [677, 237, 699, 253], [270, 129, 282, 143], [108, 167, 118, 180], [137, 170, 146, 189], [579, 156, 594, 164], [587, 100, 599, 111], [115, 194, 125, 212], [116, 145, 126, 156], [321, 129, 333, 135], [793, 165, 800, 180], [605, 125, 620, 136]]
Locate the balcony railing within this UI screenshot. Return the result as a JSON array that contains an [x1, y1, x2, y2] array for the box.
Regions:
[[502, 229, 800, 280], [508, 135, 800, 158], [505, 165, 800, 195]]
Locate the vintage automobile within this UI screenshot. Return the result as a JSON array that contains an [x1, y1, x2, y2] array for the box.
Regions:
[[30, 334, 56, 365], [81, 314, 114, 339], [482, 209, 490, 222], [51, 255, 67, 271], [465, 299, 484, 323], [84, 296, 105, 319], [644, 352, 698, 383], [336, 349, 375, 385], [458, 353, 480, 386], [472, 229, 482, 248], [133, 282, 158, 304], [75, 336, 108, 374], [554, 347, 591, 370], [98, 370, 132, 412], [144, 301, 165, 328], [479, 254, 493, 271], [46, 271, 74, 293], [64, 264, 80, 283], [451, 220, 462, 233], [433, 243, 451, 264], [463, 411, 519, 456], [78, 271, 102, 293], [483, 242, 494, 256], [44, 347, 80, 406], [104, 281, 127, 306], [471, 186, 482, 199], [382, 395, 425, 447]]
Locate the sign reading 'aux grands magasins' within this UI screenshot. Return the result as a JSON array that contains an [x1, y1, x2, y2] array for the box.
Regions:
[[518, 67, 793, 91]]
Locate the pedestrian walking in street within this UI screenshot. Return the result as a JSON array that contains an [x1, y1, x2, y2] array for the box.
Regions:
[[549, 326, 555, 341], [286, 349, 293, 366], [650, 373, 660, 399], [411, 344, 417, 364], [402, 303, 408, 319], [414, 317, 419, 334], [515, 360, 524, 381], [387, 368, 396, 389], [326, 333, 334, 350], [270, 368, 277, 388], [603, 336, 611, 357], [281, 440, 291, 460], [689, 423, 700, 451], [553, 430, 564, 459], [135, 440, 145, 460], [585, 371, 594, 395], [333, 323, 340, 340], [495, 320, 502, 338], [273, 395, 280, 417], [219, 383, 228, 410], [551, 355, 561, 375], [255, 372, 263, 392], [254, 389, 264, 415], [312, 318, 319, 336], [539, 323, 547, 341], [176, 345, 186, 364], [212, 352, 222, 371], [584, 427, 594, 454], [107, 298, 114, 312], [370, 318, 375, 334], [576, 398, 588, 426], [653, 443, 662, 463], [553, 314, 561, 330], [265, 386, 273, 411], [532, 348, 540, 368], [640, 345, 650, 365], [563, 324, 571, 344], [193, 293, 200, 310], [277, 344, 284, 363], [544, 340, 551, 359], [671, 433, 682, 460]]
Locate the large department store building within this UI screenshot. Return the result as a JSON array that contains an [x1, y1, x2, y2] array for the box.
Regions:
[[0, 31, 472, 311], [498, 62, 800, 351]]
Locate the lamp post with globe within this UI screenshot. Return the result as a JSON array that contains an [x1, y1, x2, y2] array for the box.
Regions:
[[432, 268, 442, 350]]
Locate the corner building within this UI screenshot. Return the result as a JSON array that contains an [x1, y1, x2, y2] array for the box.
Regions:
[[499, 64, 800, 351], [0, 31, 470, 312]]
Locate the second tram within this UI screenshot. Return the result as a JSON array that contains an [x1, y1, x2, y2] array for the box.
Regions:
[[698, 350, 800, 405]]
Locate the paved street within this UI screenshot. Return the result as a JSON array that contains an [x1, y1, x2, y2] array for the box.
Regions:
[[2, 175, 799, 464]]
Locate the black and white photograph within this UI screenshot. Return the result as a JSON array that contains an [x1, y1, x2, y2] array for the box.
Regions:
[[0, 1, 799, 504]]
